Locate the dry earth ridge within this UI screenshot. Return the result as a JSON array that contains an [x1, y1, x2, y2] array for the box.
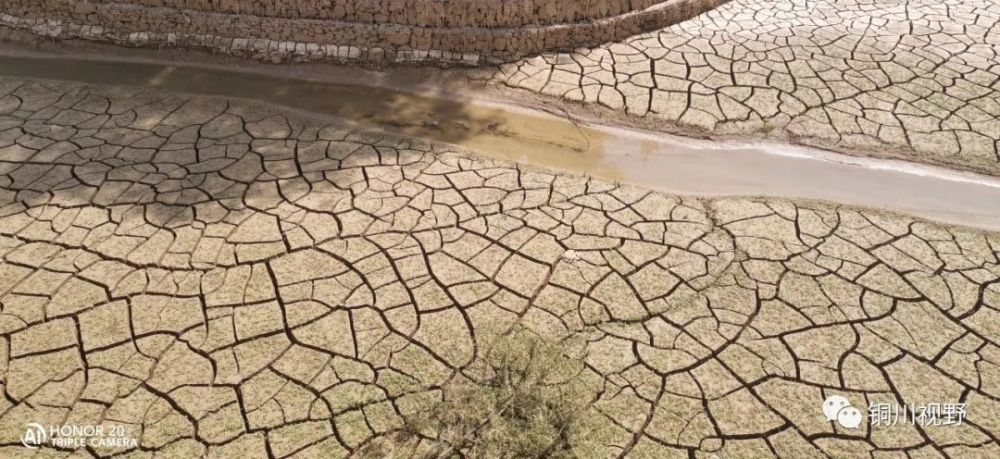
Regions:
[[0, 78, 998, 458], [494, 0, 1000, 175]]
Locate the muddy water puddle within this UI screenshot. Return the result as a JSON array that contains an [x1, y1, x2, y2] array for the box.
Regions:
[[0, 55, 620, 179]]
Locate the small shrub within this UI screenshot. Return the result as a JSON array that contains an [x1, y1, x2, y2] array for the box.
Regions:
[[357, 328, 595, 459]]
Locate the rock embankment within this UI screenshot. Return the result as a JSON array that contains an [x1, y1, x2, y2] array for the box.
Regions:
[[0, 0, 730, 65]]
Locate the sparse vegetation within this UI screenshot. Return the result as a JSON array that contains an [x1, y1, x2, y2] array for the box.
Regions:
[[357, 328, 596, 459]]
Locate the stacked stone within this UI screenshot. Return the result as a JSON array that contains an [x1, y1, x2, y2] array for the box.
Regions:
[[72, 0, 664, 26], [0, 0, 730, 66]]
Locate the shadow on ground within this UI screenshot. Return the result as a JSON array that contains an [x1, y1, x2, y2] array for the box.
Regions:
[[0, 55, 493, 147]]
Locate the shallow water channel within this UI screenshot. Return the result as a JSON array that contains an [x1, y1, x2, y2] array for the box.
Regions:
[[3, 54, 1000, 230]]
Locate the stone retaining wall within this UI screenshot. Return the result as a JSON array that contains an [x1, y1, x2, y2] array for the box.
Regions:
[[0, 0, 731, 65], [79, 0, 667, 28]]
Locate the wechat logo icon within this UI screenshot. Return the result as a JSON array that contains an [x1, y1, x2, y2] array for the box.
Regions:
[[823, 395, 863, 429]]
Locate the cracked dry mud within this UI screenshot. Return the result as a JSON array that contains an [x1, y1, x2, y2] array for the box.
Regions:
[[494, 0, 1000, 175], [0, 77, 998, 459]]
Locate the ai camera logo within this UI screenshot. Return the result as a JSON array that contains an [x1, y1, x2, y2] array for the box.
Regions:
[[21, 423, 47, 449], [823, 395, 863, 429]]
